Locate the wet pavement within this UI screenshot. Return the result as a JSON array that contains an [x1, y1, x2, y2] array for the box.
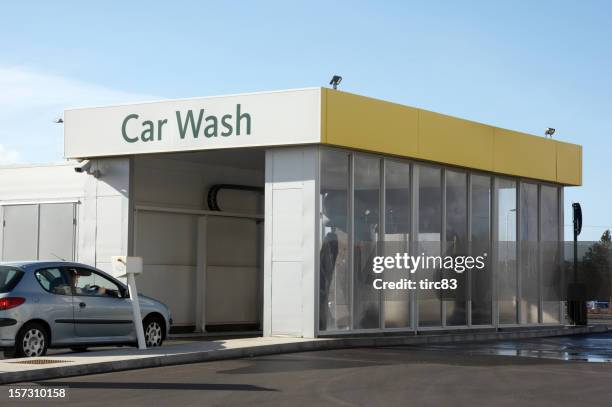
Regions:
[[395, 331, 612, 363], [0, 334, 257, 360], [4, 333, 612, 406]]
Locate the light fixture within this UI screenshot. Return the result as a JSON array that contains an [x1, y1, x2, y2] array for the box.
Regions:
[[329, 75, 342, 90], [545, 127, 555, 138], [54, 117, 64, 124]]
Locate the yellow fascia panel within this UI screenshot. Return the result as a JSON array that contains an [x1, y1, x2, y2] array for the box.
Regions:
[[321, 89, 582, 186], [493, 128, 557, 181], [556, 142, 582, 186], [418, 110, 494, 171], [323, 89, 419, 157]]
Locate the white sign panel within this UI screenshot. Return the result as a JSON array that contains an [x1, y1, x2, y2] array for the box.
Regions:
[[64, 88, 322, 158], [111, 255, 143, 277]]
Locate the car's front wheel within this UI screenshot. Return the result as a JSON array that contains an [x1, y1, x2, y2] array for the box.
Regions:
[[15, 322, 49, 358], [143, 316, 164, 347]]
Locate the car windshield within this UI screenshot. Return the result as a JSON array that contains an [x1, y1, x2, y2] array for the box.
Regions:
[[0, 266, 24, 293]]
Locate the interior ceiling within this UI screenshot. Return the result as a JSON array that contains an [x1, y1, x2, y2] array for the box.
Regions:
[[160, 148, 265, 170]]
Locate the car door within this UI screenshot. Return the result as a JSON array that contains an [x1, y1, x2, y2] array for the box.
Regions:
[[66, 267, 134, 340], [32, 267, 76, 344]]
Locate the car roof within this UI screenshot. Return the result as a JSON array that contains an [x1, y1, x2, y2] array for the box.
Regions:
[[0, 261, 126, 287], [0, 260, 97, 271]]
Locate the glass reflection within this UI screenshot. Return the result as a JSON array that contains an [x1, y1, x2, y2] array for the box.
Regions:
[[497, 178, 517, 324], [319, 149, 350, 331], [471, 174, 492, 325], [353, 155, 381, 329], [520, 182, 539, 324], [445, 170, 467, 326], [541, 185, 560, 323], [384, 160, 411, 328], [418, 166, 442, 327]]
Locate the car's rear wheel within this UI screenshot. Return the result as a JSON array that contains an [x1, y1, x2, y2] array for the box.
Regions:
[[15, 322, 49, 358], [143, 316, 164, 347]]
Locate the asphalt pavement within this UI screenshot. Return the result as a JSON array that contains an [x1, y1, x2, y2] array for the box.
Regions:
[[2, 332, 612, 406]]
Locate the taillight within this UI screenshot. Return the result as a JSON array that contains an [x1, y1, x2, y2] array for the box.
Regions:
[[0, 297, 25, 310]]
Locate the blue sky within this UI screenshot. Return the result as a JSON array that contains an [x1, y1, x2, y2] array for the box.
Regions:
[[0, 1, 610, 240]]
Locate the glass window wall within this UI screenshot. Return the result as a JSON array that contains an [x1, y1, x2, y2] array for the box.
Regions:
[[520, 182, 539, 324], [471, 174, 492, 325], [353, 155, 381, 329], [417, 165, 442, 327], [319, 149, 350, 331], [318, 147, 563, 334], [445, 170, 467, 326], [383, 160, 411, 328], [541, 185, 561, 323], [496, 178, 518, 324]]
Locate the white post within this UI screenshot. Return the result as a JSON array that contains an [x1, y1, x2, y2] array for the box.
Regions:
[[195, 216, 207, 333], [127, 272, 146, 349], [113, 256, 146, 350]]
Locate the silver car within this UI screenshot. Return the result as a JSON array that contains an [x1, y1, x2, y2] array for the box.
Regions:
[[0, 261, 172, 358]]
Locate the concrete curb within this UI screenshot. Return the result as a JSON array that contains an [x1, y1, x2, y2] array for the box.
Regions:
[[0, 325, 606, 385]]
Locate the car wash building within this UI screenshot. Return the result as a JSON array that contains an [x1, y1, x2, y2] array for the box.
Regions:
[[0, 88, 582, 337]]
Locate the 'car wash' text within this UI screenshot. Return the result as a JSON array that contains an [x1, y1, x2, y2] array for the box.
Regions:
[[121, 104, 252, 143]]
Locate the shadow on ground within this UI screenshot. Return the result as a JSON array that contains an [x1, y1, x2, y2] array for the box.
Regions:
[[35, 381, 276, 391]]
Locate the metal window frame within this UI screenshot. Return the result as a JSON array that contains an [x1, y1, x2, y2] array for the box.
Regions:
[[379, 157, 385, 330], [493, 176, 520, 327], [315, 147, 354, 335], [538, 183, 563, 324], [350, 151, 383, 330], [443, 167, 470, 329], [538, 182, 543, 324], [467, 172, 473, 327], [468, 173, 494, 327], [414, 162, 444, 328], [381, 157, 413, 330], [516, 180, 541, 325], [558, 187, 565, 323], [314, 147, 321, 337], [491, 175, 499, 329]]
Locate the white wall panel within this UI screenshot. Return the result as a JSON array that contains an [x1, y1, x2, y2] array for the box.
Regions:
[[214, 189, 262, 214], [136, 265, 196, 326], [207, 217, 258, 267], [270, 262, 303, 335], [206, 266, 258, 324], [95, 196, 124, 264], [0, 164, 85, 202], [134, 161, 205, 209], [271, 190, 303, 262], [136, 211, 197, 266], [205, 217, 260, 326], [270, 150, 308, 190], [2, 205, 38, 261], [77, 168, 98, 266], [265, 147, 318, 337], [135, 211, 197, 326], [38, 203, 75, 261], [133, 153, 264, 211], [92, 158, 132, 273], [95, 159, 131, 198]]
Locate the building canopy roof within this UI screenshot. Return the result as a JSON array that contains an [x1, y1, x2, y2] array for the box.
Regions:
[[64, 87, 581, 186]]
